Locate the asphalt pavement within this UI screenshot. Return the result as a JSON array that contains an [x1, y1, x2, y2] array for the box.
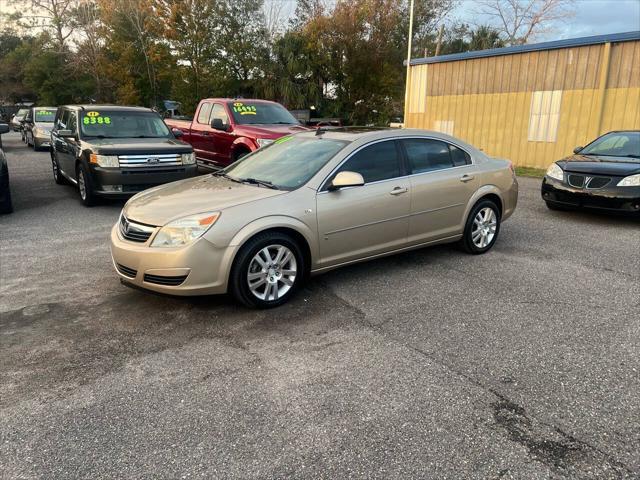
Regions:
[[1, 131, 639, 479]]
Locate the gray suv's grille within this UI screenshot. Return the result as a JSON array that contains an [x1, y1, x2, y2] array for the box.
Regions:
[[119, 215, 155, 243], [118, 153, 182, 167]]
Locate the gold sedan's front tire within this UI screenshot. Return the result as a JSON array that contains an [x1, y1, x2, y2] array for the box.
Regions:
[[229, 231, 305, 308]]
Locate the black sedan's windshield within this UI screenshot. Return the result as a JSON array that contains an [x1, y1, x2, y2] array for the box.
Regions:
[[581, 131, 640, 158], [224, 136, 349, 190], [228, 101, 299, 126], [80, 110, 171, 139]]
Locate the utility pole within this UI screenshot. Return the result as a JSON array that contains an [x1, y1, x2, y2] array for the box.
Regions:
[[402, 0, 415, 126], [435, 24, 444, 57]]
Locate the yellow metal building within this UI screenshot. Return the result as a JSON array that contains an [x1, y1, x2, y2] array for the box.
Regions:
[[404, 31, 640, 169]]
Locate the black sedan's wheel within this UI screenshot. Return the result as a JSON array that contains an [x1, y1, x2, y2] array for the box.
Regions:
[[77, 163, 96, 207], [229, 231, 305, 308], [0, 183, 13, 214], [460, 199, 501, 254]]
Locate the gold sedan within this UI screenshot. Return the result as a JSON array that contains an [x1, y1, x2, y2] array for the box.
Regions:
[[111, 128, 518, 308]]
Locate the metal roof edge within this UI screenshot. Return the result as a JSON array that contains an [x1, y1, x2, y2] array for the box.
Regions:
[[407, 31, 640, 66]]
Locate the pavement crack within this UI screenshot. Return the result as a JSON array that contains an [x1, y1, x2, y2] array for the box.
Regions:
[[358, 331, 636, 477]]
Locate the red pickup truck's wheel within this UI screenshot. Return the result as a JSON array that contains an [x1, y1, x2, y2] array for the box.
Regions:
[[234, 149, 250, 161]]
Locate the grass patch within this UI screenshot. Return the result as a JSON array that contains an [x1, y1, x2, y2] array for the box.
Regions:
[[515, 166, 546, 178]]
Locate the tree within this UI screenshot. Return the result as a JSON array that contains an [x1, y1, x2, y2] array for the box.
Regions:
[[469, 25, 505, 50], [71, 1, 111, 102], [475, 0, 575, 45], [9, 0, 79, 52], [0, 34, 37, 103], [99, 0, 172, 106], [256, 29, 324, 109], [155, 0, 219, 105], [214, 0, 269, 96], [410, 0, 456, 58]]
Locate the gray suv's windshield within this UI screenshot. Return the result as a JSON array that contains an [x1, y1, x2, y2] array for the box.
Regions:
[[80, 110, 171, 139], [34, 108, 56, 123], [224, 136, 349, 190]]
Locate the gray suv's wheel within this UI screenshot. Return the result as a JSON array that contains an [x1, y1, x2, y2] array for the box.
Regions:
[[51, 154, 65, 185], [77, 163, 97, 207]]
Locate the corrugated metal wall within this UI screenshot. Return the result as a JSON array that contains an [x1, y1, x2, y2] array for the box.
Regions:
[[405, 40, 640, 169]]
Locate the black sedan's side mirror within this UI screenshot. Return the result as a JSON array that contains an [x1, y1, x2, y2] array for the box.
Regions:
[[171, 128, 184, 138], [211, 118, 227, 131], [573, 146, 583, 154], [0, 123, 9, 135]]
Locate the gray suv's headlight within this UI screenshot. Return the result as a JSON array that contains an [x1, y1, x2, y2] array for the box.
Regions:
[[90, 154, 119, 168], [181, 152, 196, 165], [151, 212, 220, 247]]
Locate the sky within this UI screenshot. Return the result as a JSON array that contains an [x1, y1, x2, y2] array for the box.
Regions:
[[2, 0, 638, 43], [452, 0, 640, 41]]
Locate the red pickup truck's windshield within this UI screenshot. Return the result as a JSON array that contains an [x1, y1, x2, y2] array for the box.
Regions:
[[228, 101, 299, 126]]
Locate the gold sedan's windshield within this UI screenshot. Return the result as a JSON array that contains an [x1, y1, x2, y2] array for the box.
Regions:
[[224, 136, 349, 190]]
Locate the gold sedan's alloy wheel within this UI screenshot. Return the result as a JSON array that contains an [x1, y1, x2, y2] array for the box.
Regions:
[[247, 244, 297, 301], [471, 207, 497, 248]]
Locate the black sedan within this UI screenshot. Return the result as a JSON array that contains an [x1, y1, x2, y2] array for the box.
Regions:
[[541, 131, 640, 214], [0, 132, 13, 214]]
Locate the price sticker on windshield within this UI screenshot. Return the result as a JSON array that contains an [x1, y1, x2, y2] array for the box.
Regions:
[[36, 110, 54, 116], [275, 136, 292, 144], [232, 102, 257, 115], [83, 111, 112, 125]]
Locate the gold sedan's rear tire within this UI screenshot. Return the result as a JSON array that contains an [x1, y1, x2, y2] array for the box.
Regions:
[[460, 199, 501, 254]]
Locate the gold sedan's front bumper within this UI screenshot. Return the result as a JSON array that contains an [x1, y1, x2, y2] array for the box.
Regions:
[[109, 224, 232, 296]]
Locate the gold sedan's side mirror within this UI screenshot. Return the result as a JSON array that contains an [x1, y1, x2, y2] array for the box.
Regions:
[[329, 171, 365, 191]]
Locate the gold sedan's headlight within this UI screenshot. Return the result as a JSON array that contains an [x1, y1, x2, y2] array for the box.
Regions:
[[151, 212, 220, 247]]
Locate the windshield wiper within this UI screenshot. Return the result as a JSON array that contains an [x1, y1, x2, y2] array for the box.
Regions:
[[134, 135, 164, 138], [582, 152, 640, 158], [239, 177, 279, 189], [213, 171, 243, 183]]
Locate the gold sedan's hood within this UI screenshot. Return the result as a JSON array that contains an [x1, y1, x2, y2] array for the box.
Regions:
[[123, 175, 285, 226]]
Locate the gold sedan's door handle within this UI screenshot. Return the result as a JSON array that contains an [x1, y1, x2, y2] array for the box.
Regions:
[[460, 174, 475, 183], [389, 187, 408, 196]]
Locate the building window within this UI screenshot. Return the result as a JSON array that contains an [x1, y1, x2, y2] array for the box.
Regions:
[[528, 90, 562, 142], [434, 120, 454, 136]]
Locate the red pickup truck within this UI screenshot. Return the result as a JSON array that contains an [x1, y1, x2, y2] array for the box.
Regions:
[[165, 98, 309, 169]]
